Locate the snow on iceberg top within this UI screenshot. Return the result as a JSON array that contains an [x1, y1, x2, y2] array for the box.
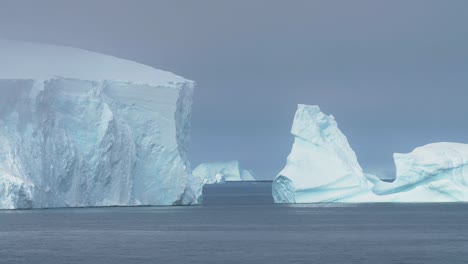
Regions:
[[395, 142, 468, 163], [394, 142, 468, 182], [0, 39, 190, 86]]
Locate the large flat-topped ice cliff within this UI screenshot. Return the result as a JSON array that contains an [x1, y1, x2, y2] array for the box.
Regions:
[[273, 104, 468, 203], [0, 39, 199, 209]]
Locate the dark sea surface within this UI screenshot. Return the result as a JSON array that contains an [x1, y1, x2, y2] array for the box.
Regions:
[[1, 182, 468, 264]]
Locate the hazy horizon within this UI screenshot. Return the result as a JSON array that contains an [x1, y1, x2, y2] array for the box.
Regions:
[[1, 0, 467, 179]]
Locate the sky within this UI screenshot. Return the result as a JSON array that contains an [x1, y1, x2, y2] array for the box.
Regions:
[[0, 0, 467, 179]]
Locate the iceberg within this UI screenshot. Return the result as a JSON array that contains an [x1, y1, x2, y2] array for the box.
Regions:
[[240, 169, 256, 181], [273, 104, 468, 203], [0, 39, 200, 209], [191, 161, 256, 203], [192, 161, 256, 184], [370, 143, 468, 202], [272, 105, 368, 203]]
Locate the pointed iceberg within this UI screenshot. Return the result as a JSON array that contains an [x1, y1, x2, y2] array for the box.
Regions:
[[272, 105, 368, 203], [273, 104, 468, 203]]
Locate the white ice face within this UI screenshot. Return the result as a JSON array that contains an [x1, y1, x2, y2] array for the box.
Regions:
[[273, 104, 368, 203], [0, 39, 199, 209], [370, 142, 468, 202], [273, 104, 468, 203]]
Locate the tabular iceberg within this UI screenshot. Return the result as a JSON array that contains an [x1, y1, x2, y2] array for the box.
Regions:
[[0, 39, 200, 209], [192, 161, 256, 184], [191, 161, 256, 203], [273, 104, 468, 203]]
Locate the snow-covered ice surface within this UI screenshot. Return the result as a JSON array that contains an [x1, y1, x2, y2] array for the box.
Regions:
[[370, 143, 468, 202], [273, 104, 468, 203], [0, 39, 200, 209], [0, 40, 186, 86]]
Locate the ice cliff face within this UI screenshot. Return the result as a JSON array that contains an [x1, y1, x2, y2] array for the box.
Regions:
[[273, 105, 468, 203], [0, 39, 199, 209], [272, 105, 368, 203]]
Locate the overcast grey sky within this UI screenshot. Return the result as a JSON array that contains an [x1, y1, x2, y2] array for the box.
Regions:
[[1, 0, 467, 179]]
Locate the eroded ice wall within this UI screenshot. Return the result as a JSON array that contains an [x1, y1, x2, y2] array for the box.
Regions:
[[0, 40, 199, 209]]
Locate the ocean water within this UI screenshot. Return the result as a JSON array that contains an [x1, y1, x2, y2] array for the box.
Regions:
[[1, 182, 468, 264]]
